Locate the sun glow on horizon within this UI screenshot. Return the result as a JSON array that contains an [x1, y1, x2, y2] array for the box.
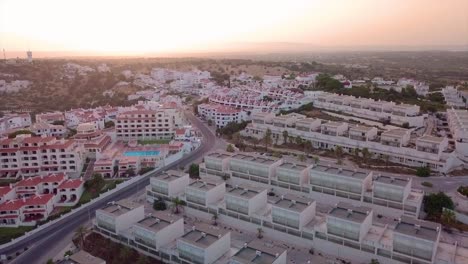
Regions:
[[1, 0, 467, 55]]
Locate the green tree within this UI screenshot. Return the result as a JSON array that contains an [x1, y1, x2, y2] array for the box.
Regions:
[[104, 120, 114, 128], [257, 227, 264, 239], [212, 213, 219, 226], [361, 148, 371, 164], [370, 259, 380, 264], [295, 135, 303, 146], [74, 226, 87, 249], [226, 144, 235, 153], [153, 200, 167, 211], [46, 259, 54, 264], [423, 192, 454, 219], [303, 140, 313, 154], [298, 154, 306, 162], [119, 246, 132, 262], [263, 128, 272, 150], [188, 163, 200, 179], [313, 156, 320, 164], [441, 209, 456, 225], [334, 146, 343, 165], [416, 166, 431, 177], [137, 254, 148, 264], [171, 197, 185, 214], [282, 130, 289, 144]]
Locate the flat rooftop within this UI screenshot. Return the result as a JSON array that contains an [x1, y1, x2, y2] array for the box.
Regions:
[[417, 135, 446, 144], [322, 121, 346, 128], [232, 240, 286, 264], [206, 151, 232, 159], [278, 162, 308, 171], [135, 212, 182, 233], [394, 216, 440, 241], [100, 199, 140, 217], [349, 125, 375, 133], [180, 223, 229, 248], [271, 193, 314, 213], [295, 118, 320, 126], [226, 184, 266, 199], [311, 164, 369, 179], [381, 128, 409, 137], [374, 175, 410, 187], [188, 178, 223, 191], [69, 250, 105, 264], [153, 170, 187, 182], [231, 153, 279, 165], [328, 202, 372, 223]]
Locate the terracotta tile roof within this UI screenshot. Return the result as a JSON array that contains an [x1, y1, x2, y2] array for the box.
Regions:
[[58, 179, 84, 189]]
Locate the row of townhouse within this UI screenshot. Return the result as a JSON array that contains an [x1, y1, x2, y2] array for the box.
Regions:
[[441, 87, 467, 108], [197, 151, 423, 217], [0, 173, 84, 226], [311, 92, 425, 127], [29, 122, 67, 138], [115, 109, 180, 141], [143, 168, 467, 264], [0, 134, 85, 179], [241, 112, 462, 173], [0, 113, 32, 135], [197, 103, 249, 128], [446, 109, 468, 157], [94, 199, 287, 264]]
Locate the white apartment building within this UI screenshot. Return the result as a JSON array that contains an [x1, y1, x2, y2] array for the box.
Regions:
[[446, 109, 468, 156], [0, 185, 16, 204], [146, 170, 190, 202], [273, 162, 311, 191], [0, 194, 56, 226], [270, 193, 316, 231], [177, 223, 231, 264], [229, 153, 282, 184], [95, 199, 145, 235], [133, 212, 184, 250], [115, 109, 176, 141], [197, 103, 249, 128], [0, 113, 32, 135], [230, 240, 287, 264], [56, 178, 85, 206], [224, 184, 267, 216], [393, 216, 441, 264], [29, 122, 66, 138], [312, 93, 425, 127], [326, 202, 373, 242], [0, 135, 85, 178], [35, 112, 65, 124], [185, 178, 226, 208], [242, 114, 459, 172], [442, 86, 467, 108], [310, 164, 373, 201], [201, 151, 232, 178]]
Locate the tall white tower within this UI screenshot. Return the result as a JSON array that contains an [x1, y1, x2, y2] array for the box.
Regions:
[[26, 50, 32, 63]]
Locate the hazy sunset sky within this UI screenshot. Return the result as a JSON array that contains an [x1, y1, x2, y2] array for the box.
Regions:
[[1, 0, 467, 55]]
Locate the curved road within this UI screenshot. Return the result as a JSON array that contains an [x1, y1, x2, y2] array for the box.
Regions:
[[1, 111, 216, 264]]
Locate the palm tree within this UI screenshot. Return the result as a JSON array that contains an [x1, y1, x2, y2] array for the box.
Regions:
[[171, 197, 184, 214], [382, 154, 390, 167], [313, 156, 320, 164], [282, 130, 289, 144], [252, 137, 260, 150], [441, 209, 456, 225], [295, 136, 303, 146], [120, 246, 131, 261], [263, 128, 272, 151], [298, 154, 306, 162], [257, 227, 264, 239], [334, 146, 343, 165], [361, 148, 371, 164], [212, 213, 219, 226], [74, 225, 87, 249], [304, 140, 313, 154]]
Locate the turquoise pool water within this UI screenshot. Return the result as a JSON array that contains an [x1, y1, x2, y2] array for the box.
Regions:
[[124, 150, 160, 157]]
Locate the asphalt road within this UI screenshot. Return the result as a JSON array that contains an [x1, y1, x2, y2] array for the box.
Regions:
[[1, 111, 216, 264]]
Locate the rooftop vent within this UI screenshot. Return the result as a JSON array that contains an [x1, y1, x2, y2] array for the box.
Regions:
[[256, 250, 262, 256], [201, 232, 206, 238], [243, 243, 248, 248]]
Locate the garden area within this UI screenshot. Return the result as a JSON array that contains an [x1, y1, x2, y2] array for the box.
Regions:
[[0, 226, 34, 245], [77, 174, 123, 206], [77, 232, 163, 264], [137, 139, 171, 145]]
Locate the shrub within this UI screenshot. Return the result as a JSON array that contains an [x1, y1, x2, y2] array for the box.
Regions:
[[416, 166, 431, 177], [421, 182, 433, 188], [153, 200, 167, 211], [458, 186, 468, 197], [423, 192, 454, 219]]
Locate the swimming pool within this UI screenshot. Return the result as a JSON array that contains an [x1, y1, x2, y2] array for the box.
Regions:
[[124, 150, 160, 157]]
